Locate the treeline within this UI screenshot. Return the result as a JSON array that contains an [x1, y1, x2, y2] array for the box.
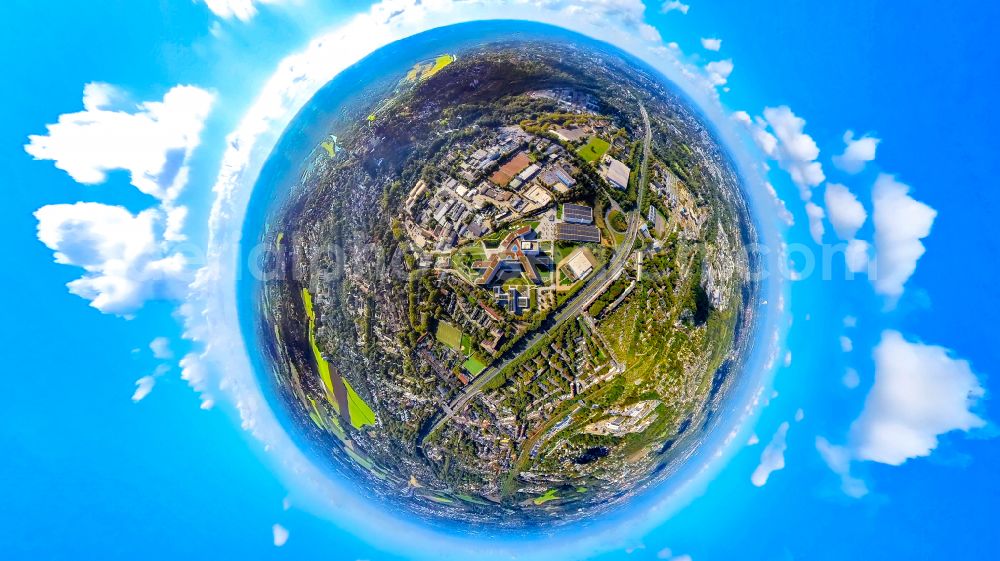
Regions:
[[589, 273, 631, 317]]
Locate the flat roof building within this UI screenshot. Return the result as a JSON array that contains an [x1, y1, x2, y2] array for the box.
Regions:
[[555, 223, 601, 243], [565, 248, 597, 280], [602, 156, 631, 190], [562, 203, 594, 224]]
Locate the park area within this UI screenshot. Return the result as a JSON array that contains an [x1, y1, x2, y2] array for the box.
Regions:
[[576, 136, 610, 163]]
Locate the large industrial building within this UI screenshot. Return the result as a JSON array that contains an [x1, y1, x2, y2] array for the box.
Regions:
[[555, 222, 601, 243], [562, 203, 594, 224]]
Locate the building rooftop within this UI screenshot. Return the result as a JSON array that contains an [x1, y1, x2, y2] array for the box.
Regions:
[[603, 156, 631, 189], [555, 222, 601, 243], [562, 203, 594, 224]]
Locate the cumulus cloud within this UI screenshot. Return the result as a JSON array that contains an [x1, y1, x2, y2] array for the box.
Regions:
[[700, 37, 721, 51], [844, 238, 870, 274], [132, 376, 156, 402], [705, 59, 733, 86], [150, 336, 173, 359], [804, 201, 825, 244], [179, 352, 215, 409], [833, 130, 880, 174], [34, 203, 190, 315], [824, 183, 867, 240], [751, 422, 789, 487], [760, 106, 825, 200], [25, 83, 214, 204], [851, 330, 985, 466], [131, 363, 169, 403], [272, 523, 289, 547], [872, 174, 937, 297], [815, 437, 868, 498], [27, 83, 215, 314], [660, 0, 689, 14]]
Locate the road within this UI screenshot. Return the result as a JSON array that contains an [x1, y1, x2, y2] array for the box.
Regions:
[[419, 103, 652, 445]]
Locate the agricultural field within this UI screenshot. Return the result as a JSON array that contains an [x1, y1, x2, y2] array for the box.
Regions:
[[405, 54, 456, 83]]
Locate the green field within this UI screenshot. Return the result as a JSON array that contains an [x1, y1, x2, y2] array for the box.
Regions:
[[577, 136, 610, 163], [435, 321, 463, 351], [302, 287, 376, 430], [406, 54, 456, 83], [533, 488, 560, 505], [463, 355, 487, 375], [343, 378, 376, 429], [608, 209, 627, 232], [451, 243, 486, 280]]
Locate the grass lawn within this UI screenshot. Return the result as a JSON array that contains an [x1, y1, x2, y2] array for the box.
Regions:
[[577, 137, 610, 163], [461, 334, 472, 355], [435, 321, 463, 351], [608, 209, 627, 232], [554, 241, 578, 263], [463, 355, 487, 375], [503, 277, 531, 289]]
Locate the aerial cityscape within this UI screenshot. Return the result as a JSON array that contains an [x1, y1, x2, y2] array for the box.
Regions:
[[9, 2, 995, 560], [255, 35, 757, 525]]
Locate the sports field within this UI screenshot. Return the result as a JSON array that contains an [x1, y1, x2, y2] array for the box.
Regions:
[[576, 136, 610, 162]]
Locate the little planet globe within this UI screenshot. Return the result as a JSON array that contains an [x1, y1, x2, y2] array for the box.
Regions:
[[246, 21, 759, 528]]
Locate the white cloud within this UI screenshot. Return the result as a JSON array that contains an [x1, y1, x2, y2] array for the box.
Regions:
[[761, 106, 825, 200], [871, 174, 936, 297], [833, 130, 880, 174], [844, 238, 870, 273], [150, 336, 173, 359], [700, 37, 721, 51], [179, 352, 215, 409], [132, 376, 156, 402], [851, 330, 985, 466], [25, 83, 214, 204], [34, 203, 189, 315], [751, 421, 789, 487], [843, 367, 860, 389], [794, 408, 805, 422], [824, 183, 867, 240], [656, 549, 692, 561], [27, 84, 214, 314], [840, 335, 853, 353], [705, 59, 733, 86], [764, 181, 794, 226], [660, 0, 689, 14], [272, 523, 289, 547], [805, 201, 825, 244], [202, 0, 288, 21], [747, 433, 760, 446], [815, 437, 868, 498]]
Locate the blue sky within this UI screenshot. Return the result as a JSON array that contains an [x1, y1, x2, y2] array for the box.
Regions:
[[1, 1, 997, 560]]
